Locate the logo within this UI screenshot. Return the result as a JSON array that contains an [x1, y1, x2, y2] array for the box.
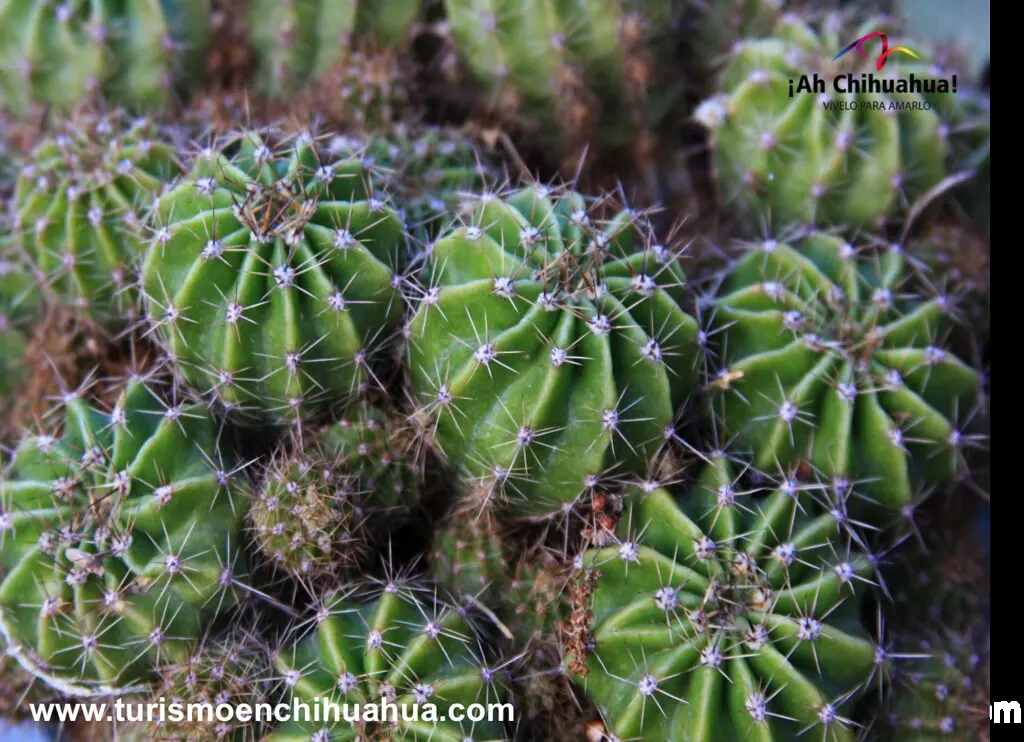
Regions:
[[832, 31, 921, 71]]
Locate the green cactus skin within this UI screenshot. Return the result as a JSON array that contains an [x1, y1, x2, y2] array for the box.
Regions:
[[431, 511, 507, 605], [249, 0, 421, 100], [0, 1, 211, 117], [149, 626, 271, 742], [694, 12, 963, 232], [330, 125, 496, 242], [708, 232, 984, 516], [267, 581, 512, 741], [12, 113, 181, 327], [442, 1, 684, 146], [141, 129, 406, 424], [249, 405, 421, 580], [0, 378, 247, 697], [406, 185, 701, 517], [0, 245, 41, 400], [568, 456, 878, 742]]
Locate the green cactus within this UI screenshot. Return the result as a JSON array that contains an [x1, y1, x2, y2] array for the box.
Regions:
[[406, 185, 701, 517], [0, 377, 248, 696], [879, 629, 989, 741], [12, 112, 181, 327], [567, 455, 878, 741], [267, 580, 512, 740], [149, 625, 271, 741], [443, 1, 685, 154], [249, 0, 421, 100], [0, 1, 211, 117], [694, 12, 970, 232], [708, 232, 984, 517], [687, 0, 783, 67], [0, 244, 41, 402], [141, 128, 406, 424], [431, 510, 507, 605], [249, 404, 422, 580]]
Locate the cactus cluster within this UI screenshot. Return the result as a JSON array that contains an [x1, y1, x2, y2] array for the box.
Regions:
[[0, 2, 991, 740]]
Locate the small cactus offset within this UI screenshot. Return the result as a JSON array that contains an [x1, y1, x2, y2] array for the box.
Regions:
[[686, 0, 783, 66], [0, 1, 212, 117], [694, 12, 965, 232], [431, 510, 508, 605], [708, 232, 985, 516], [249, 404, 422, 580], [141, 128, 406, 424], [566, 455, 879, 741], [12, 112, 181, 327], [148, 625, 271, 741], [406, 184, 701, 517], [248, 0, 421, 100], [267, 580, 512, 740], [0, 377, 248, 696]]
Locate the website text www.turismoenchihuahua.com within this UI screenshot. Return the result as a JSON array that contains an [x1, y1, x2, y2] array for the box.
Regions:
[[29, 696, 516, 726]]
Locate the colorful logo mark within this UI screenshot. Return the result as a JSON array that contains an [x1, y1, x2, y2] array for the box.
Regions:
[[832, 32, 921, 71]]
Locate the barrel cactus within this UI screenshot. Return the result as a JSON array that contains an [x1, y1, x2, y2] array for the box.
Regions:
[[567, 455, 878, 741], [694, 12, 963, 232], [12, 112, 181, 327], [0, 0, 211, 116], [249, 404, 422, 580], [249, 0, 421, 100], [141, 128, 406, 424], [880, 629, 989, 741], [406, 185, 701, 517], [0, 378, 247, 696], [442, 0, 685, 156], [708, 232, 984, 516], [267, 580, 512, 740]]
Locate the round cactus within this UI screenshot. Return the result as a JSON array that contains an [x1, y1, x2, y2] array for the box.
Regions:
[[442, 0, 684, 155], [149, 626, 271, 742], [881, 629, 989, 741], [686, 0, 782, 65], [406, 184, 701, 517], [567, 455, 878, 741], [141, 128, 406, 424], [708, 232, 984, 516], [11, 112, 181, 327], [0, 377, 248, 696], [0, 1, 211, 116], [267, 580, 512, 741], [694, 12, 967, 232], [249, 0, 420, 100], [249, 404, 422, 580], [431, 510, 508, 605], [340, 125, 496, 241]]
